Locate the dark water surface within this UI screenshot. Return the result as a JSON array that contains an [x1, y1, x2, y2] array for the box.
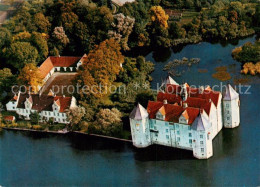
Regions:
[[0, 36, 259, 186]]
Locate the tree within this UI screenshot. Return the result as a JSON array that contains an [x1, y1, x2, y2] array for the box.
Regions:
[[33, 13, 51, 33], [30, 112, 41, 125], [149, 6, 169, 28], [13, 31, 32, 42], [66, 106, 86, 130], [61, 12, 79, 33], [31, 32, 49, 61], [52, 26, 70, 47], [108, 13, 135, 51], [0, 28, 12, 49], [0, 68, 15, 94], [78, 39, 124, 99], [4, 42, 39, 69], [18, 63, 43, 92], [95, 108, 122, 136], [135, 90, 155, 108]]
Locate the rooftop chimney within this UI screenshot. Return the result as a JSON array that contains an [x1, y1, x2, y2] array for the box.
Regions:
[[183, 103, 188, 108], [163, 99, 168, 104]]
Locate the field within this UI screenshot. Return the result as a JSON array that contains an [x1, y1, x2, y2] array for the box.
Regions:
[[179, 11, 200, 25]]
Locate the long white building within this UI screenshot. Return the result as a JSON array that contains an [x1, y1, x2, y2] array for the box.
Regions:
[[129, 77, 240, 159], [6, 92, 77, 124]]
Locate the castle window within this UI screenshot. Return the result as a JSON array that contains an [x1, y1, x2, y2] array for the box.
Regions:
[[166, 135, 169, 139], [176, 124, 179, 129], [200, 135, 203, 139], [226, 104, 229, 107], [177, 131, 180, 135], [177, 137, 180, 142], [166, 129, 169, 133], [189, 133, 192, 137], [201, 148, 204, 153], [227, 111, 229, 114], [200, 141, 203, 145], [189, 139, 192, 144], [188, 126, 191, 130], [227, 117, 230, 120], [155, 133, 158, 137], [136, 123, 140, 130]]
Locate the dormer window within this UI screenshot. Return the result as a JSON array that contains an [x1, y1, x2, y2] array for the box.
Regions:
[[156, 106, 165, 120], [179, 110, 189, 124]]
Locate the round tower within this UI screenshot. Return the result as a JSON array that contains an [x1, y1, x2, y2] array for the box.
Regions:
[[129, 103, 151, 148], [191, 112, 213, 159], [223, 84, 240, 128]]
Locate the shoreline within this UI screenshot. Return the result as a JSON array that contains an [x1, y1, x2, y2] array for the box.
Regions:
[[1, 127, 132, 143]]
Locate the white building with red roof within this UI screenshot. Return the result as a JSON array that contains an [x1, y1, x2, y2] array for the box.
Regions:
[[38, 55, 86, 83], [130, 76, 240, 159], [6, 92, 77, 124]]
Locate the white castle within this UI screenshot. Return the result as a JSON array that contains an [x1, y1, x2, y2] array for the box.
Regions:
[[129, 76, 240, 159]]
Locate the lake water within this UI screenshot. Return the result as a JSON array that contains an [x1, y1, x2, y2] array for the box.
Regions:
[[0, 36, 259, 186]]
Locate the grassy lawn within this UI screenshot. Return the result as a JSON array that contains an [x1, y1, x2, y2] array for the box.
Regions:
[[100, 82, 123, 105]]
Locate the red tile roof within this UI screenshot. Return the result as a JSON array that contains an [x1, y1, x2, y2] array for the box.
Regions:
[[164, 104, 184, 122], [17, 93, 72, 113], [147, 101, 163, 119], [39, 56, 81, 78], [185, 107, 200, 125], [147, 83, 222, 125], [4, 116, 15, 121], [157, 92, 182, 104], [54, 96, 72, 112], [39, 57, 54, 78], [50, 56, 81, 67]]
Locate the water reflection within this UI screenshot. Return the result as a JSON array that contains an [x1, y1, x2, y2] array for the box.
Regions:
[[152, 48, 172, 62]]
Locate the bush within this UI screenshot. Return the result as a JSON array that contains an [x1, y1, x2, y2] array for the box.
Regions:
[[32, 125, 43, 130]]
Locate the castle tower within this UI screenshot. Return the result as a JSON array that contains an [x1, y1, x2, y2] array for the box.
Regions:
[[129, 103, 151, 148], [192, 112, 213, 159], [180, 83, 188, 101], [223, 84, 240, 128]]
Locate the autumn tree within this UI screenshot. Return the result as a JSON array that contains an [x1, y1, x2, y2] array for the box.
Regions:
[[149, 6, 169, 29], [4, 42, 38, 69], [95, 108, 122, 136], [78, 38, 124, 100], [33, 13, 51, 33], [18, 63, 43, 92]]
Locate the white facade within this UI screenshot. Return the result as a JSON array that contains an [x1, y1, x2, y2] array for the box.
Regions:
[[6, 100, 18, 111], [223, 85, 240, 128], [6, 93, 77, 124], [130, 80, 240, 159]]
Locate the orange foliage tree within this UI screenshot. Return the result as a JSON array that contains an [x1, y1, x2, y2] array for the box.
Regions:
[[149, 6, 169, 29], [78, 38, 124, 100], [18, 63, 43, 92]]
